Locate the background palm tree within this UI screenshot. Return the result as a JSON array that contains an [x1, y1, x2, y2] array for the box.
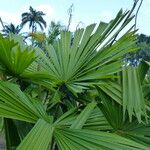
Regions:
[[137, 34, 150, 61], [126, 34, 150, 65], [21, 6, 46, 33], [2, 23, 22, 36], [47, 21, 65, 44]]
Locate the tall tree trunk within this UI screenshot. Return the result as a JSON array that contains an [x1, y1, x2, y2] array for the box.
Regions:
[[31, 22, 35, 46]]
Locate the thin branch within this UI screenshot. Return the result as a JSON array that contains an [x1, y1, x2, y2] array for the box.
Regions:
[[110, 0, 139, 46], [67, 4, 74, 31], [76, 21, 84, 30], [134, 0, 143, 30], [0, 17, 5, 29]]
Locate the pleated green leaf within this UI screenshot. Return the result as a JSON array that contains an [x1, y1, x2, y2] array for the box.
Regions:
[[17, 119, 54, 150], [0, 35, 36, 76], [22, 10, 137, 95], [120, 121, 150, 148], [123, 66, 147, 123], [97, 80, 122, 104], [54, 108, 77, 126], [0, 81, 51, 123], [55, 128, 148, 150], [83, 107, 112, 131], [71, 102, 96, 129]]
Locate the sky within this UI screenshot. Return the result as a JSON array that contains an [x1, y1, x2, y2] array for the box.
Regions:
[[0, 0, 150, 35]]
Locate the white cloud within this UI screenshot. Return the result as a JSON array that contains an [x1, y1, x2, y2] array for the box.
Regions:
[[69, 21, 85, 32], [69, 22, 77, 32], [0, 11, 21, 29], [99, 11, 114, 23], [0, 4, 55, 31], [36, 4, 56, 29], [36, 4, 55, 17]]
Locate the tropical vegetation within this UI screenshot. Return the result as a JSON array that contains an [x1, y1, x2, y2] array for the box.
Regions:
[[21, 6, 47, 33], [2, 23, 22, 37], [0, 3, 150, 150]]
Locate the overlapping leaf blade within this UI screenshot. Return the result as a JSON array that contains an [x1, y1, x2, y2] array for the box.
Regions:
[[70, 102, 96, 129], [0, 35, 36, 76], [0, 81, 50, 123], [55, 128, 148, 150], [123, 66, 147, 123], [17, 119, 54, 150], [22, 10, 138, 94], [120, 121, 150, 147]]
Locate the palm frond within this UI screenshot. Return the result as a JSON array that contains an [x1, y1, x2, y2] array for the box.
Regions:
[[55, 128, 148, 150], [0, 81, 51, 123], [123, 66, 147, 123], [23, 10, 138, 95], [17, 119, 54, 150], [0, 35, 36, 76]]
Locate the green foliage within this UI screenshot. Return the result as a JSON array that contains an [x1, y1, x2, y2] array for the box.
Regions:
[[0, 35, 36, 76], [123, 66, 147, 123], [0, 9, 150, 150], [47, 21, 65, 44], [126, 34, 150, 64], [22, 10, 138, 97], [21, 6, 46, 32], [2, 23, 22, 37], [17, 119, 54, 150]]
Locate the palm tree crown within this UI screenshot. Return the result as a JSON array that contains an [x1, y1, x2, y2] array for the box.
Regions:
[[2, 23, 22, 36], [21, 6, 47, 32], [47, 21, 65, 44]]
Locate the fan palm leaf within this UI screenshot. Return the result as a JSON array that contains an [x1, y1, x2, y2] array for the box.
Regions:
[[22, 10, 138, 96]]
